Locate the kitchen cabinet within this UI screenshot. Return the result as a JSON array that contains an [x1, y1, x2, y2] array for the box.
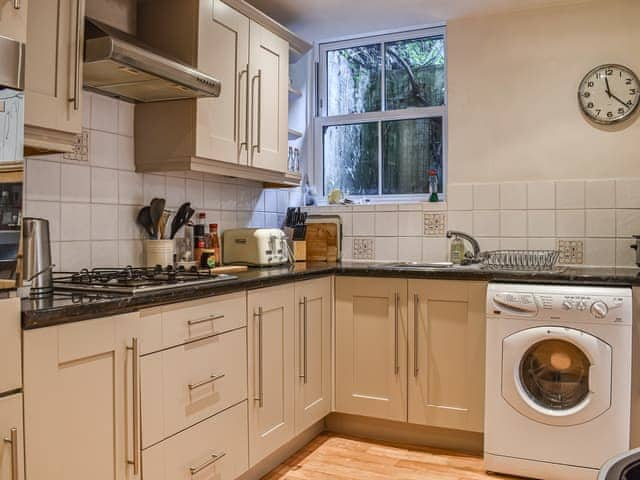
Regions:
[[0, 297, 20, 394], [248, 20, 289, 173], [24, 0, 84, 153], [294, 277, 332, 434], [0, 394, 24, 480], [408, 280, 486, 432], [247, 284, 295, 466], [335, 277, 408, 422], [0, 0, 28, 43], [23, 313, 143, 480], [142, 401, 248, 480], [136, 0, 295, 185]]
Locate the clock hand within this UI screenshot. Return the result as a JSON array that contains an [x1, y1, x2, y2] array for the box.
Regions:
[[604, 77, 613, 98], [611, 93, 630, 109]]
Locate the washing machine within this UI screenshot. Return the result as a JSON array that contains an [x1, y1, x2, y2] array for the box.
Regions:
[[485, 283, 633, 480]]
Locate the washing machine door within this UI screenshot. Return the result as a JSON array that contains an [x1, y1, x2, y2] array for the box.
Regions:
[[502, 326, 612, 426]]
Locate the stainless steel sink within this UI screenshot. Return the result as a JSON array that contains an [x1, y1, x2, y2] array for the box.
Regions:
[[375, 261, 465, 270]]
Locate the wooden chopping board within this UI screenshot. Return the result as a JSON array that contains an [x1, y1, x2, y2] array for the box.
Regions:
[[305, 223, 338, 262], [198, 265, 249, 274]]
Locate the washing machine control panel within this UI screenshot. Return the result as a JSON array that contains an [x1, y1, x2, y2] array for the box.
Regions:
[[489, 285, 630, 324]]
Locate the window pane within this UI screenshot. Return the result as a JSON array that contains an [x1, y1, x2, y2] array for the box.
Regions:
[[327, 45, 381, 116], [382, 117, 443, 195], [324, 123, 379, 195], [385, 36, 445, 110]]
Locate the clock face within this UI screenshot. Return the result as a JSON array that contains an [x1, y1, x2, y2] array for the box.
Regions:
[[578, 64, 640, 124]]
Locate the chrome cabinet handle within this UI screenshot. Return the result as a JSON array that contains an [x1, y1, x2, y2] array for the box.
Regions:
[[299, 297, 308, 383], [188, 373, 225, 391], [13, 0, 20, 10], [127, 338, 140, 475], [239, 65, 249, 151], [413, 294, 420, 377], [188, 314, 224, 326], [189, 452, 226, 476], [394, 292, 400, 375], [69, 0, 83, 111], [250, 70, 262, 154], [254, 308, 264, 408], [3, 428, 18, 480]]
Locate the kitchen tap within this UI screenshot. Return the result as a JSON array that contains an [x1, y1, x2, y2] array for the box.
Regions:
[[446, 230, 482, 263]]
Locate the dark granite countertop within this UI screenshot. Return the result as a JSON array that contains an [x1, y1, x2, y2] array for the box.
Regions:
[[21, 262, 640, 329]]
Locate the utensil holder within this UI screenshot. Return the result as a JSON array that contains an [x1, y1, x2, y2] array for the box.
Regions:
[[144, 239, 175, 267]]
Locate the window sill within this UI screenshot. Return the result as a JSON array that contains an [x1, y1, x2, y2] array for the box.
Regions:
[[304, 200, 447, 212]]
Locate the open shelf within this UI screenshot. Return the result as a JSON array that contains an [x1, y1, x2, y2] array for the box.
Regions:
[[288, 128, 303, 140]]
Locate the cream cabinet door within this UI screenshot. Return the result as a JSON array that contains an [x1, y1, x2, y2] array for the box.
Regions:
[[247, 285, 294, 466], [0, 0, 28, 43], [196, 0, 250, 166], [0, 394, 24, 480], [23, 314, 144, 480], [248, 21, 288, 173], [24, 0, 83, 151], [408, 280, 486, 432], [0, 298, 20, 394], [335, 277, 408, 422], [294, 277, 332, 434]]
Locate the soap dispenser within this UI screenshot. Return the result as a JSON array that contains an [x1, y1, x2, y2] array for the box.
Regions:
[[449, 235, 465, 265]]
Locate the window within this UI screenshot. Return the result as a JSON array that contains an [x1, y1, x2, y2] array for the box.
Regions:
[[316, 28, 446, 199]]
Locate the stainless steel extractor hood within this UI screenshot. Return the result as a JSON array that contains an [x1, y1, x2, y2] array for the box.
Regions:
[[83, 18, 221, 103]]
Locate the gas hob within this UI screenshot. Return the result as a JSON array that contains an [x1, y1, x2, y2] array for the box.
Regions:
[[53, 266, 237, 295]]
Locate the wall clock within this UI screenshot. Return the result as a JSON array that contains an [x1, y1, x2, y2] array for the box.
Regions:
[[578, 64, 640, 124]]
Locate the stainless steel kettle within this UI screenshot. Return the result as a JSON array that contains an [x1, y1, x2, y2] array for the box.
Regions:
[[22, 217, 54, 297]]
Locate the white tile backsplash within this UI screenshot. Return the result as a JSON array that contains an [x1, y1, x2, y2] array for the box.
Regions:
[[616, 179, 640, 209], [585, 180, 616, 209], [527, 181, 555, 209], [500, 211, 527, 237], [353, 213, 375, 236], [447, 184, 473, 211], [585, 238, 615, 266], [375, 237, 398, 261], [528, 211, 556, 237], [473, 183, 500, 210], [472, 211, 500, 237], [375, 211, 398, 237], [500, 182, 527, 210], [556, 210, 585, 237], [22, 92, 294, 270], [555, 181, 585, 209], [398, 211, 422, 236], [398, 237, 422, 262], [585, 210, 615, 237]]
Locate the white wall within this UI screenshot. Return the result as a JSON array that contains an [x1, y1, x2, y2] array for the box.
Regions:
[[447, 0, 640, 183]]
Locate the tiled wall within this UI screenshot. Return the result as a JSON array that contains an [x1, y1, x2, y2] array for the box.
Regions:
[[305, 180, 640, 267], [23, 92, 295, 271]]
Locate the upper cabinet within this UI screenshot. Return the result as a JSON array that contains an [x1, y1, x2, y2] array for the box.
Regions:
[[136, 0, 308, 186], [24, 0, 84, 154], [0, 0, 28, 43]]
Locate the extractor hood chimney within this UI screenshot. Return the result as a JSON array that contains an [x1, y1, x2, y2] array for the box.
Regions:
[[83, 17, 221, 103]]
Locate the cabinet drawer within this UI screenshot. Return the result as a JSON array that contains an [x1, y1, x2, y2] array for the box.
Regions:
[[0, 393, 24, 480], [162, 292, 246, 348], [142, 401, 248, 480], [0, 298, 21, 393], [141, 328, 248, 447]]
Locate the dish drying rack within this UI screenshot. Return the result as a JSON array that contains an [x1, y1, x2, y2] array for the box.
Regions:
[[481, 250, 560, 271]]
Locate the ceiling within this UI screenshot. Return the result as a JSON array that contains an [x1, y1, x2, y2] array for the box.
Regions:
[[246, 0, 589, 41]]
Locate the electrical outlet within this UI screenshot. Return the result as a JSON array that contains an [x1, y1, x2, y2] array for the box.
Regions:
[[353, 238, 375, 260], [424, 213, 446, 237], [557, 240, 584, 265]]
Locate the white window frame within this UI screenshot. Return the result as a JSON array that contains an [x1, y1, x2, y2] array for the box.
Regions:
[[313, 26, 448, 203]]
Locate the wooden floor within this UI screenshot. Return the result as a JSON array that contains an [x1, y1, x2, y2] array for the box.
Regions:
[[263, 434, 521, 480]]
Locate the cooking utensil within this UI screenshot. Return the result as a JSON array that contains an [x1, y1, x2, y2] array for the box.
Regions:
[[149, 198, 166, 239], [22, 218, 54, 297], [136, 206, 156, 239], [157, 209, 172, 240], [170, 202, 193, 239]]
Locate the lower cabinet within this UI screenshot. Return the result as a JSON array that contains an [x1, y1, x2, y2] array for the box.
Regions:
[[335, 277, 408, 422], [0, 393, 24, 480], [247, 284, 295, 466], [408, 280, 487, 432], [23, 313, 142, 480], [294, 277, 332, 434], [142, 401, 248, 480]]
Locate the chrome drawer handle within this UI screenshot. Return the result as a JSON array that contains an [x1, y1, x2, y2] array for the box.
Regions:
[[188, 373, 225, 391], [188, 314, 224, 326], [3, 428, 18, 480], [126, 338, 140, 475], [394, 292, 400, 374], [189, 452, 226, 475], [254, 308, 264, 408], [13, 0, 20, 9], [414, 294, 420, 377]]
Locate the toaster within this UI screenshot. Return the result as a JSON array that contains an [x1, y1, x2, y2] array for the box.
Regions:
[[222, 228, 289, 266]]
